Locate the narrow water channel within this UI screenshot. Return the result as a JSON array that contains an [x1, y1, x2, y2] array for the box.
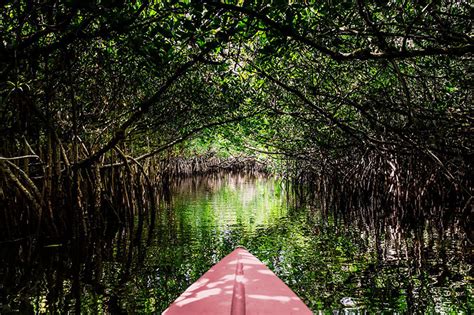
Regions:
[[0, 173, 471, 313]]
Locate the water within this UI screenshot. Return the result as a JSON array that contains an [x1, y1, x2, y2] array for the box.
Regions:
[[0, 173, 472, 313]]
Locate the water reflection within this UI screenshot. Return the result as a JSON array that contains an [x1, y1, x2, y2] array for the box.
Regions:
[[166, 173, 286, 233], [0, 173, 472, 313]]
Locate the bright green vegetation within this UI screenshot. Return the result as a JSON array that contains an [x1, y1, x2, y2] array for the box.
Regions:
[[1, 175, 471, 313]]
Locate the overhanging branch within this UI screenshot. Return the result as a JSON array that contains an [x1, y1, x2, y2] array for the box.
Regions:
[[203, 1, 473, 60], [101, 113, 255, 168]]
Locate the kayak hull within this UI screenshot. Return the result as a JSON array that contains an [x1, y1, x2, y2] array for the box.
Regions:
[[163, 247, 312, 314]]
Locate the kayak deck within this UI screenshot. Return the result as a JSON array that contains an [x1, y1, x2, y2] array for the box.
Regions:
[[163, 247, 312, 314]]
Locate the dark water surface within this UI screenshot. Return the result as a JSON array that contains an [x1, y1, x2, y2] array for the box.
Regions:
[[0, 173, 472, 313]]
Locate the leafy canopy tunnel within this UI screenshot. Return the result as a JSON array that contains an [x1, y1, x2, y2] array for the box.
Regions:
[[0, 0, 472, 237]]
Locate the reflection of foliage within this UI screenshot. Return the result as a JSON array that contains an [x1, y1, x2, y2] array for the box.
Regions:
[[1, 176, 470, 313], [244, 209, 471, 313]]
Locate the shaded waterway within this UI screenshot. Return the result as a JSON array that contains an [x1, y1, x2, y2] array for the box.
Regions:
[[0, 173, 472, 313]]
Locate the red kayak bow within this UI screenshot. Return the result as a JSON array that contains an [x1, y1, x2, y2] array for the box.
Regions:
[[163, 247, 312, 314]]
